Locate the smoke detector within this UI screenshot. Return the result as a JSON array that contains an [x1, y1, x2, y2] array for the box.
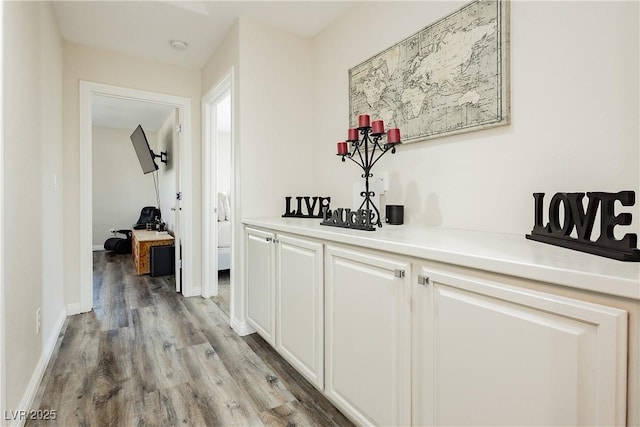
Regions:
[[169, 40, 188, 51]]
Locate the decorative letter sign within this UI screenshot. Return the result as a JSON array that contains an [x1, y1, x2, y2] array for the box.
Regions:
[[526, 191, 640, 261], [282, 196, 331, 218], [320, 207, 375, 231]]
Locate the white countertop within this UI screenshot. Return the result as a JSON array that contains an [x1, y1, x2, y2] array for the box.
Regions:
[[243, 217, 640, 300]]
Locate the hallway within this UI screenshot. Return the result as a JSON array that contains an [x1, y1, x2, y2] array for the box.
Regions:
[[26, 252, 351, 426]]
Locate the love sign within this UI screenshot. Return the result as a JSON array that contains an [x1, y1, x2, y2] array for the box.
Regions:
[[526, 191, 640, 261]]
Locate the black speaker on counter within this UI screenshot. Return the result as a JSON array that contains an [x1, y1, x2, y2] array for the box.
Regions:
[[385, 205, 404, 225]]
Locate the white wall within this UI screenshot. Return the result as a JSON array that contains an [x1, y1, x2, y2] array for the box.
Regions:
[[238, 18, 315, 218], [38, 0, 65, 358], [63, 43, 201, 307], [202, 21, 239, 96], [156, 111, 177, 232], [200, 18, 315, 332], [3, 0, 64, 412], [92, 126, 158, 246], [311, 1, 639, 236]]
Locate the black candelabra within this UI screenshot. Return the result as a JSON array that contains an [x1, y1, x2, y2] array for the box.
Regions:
[[336, 115, 401, 228]]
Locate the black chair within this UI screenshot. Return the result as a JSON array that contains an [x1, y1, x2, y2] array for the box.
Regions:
[[103, 206, 161, 254], [104, 229, 132, 254], [133, 206, 161, 230]]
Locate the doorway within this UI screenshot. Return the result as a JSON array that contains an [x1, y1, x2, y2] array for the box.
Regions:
[[79, 81, 194, 313], [202, 70, 234, 322]]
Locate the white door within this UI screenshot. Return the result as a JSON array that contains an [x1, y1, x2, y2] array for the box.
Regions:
[[413, 268, 628, 426], [245, 227, 276, 346], [276, 234, 324, 390], [325, 245, 411, 426], [172, 109, 182, 293]]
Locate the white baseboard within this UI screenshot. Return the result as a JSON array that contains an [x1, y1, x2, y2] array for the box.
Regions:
[[11, 308, 67, 427], [43, 310, 66, 368], [92, 245, 104, 251], [65, 303, 81, 316], [231, 318, 255, 336], [182, 283, 202, 298]]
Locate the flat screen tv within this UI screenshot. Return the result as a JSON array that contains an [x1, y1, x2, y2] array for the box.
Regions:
[[130, 124, 158, 174]]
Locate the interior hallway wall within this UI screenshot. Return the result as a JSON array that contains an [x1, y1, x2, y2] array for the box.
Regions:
[[2, 0, 64, 412], [63, 43, 202, 306], [237, 17, 315, 219], [311, 1, 640, 235]]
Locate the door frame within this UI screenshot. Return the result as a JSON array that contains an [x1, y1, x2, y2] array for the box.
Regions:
[[202, 69, 242, 326], [79, 81, 195, 311], [202, 71, 233, 300], [0, 0, 5, 415]]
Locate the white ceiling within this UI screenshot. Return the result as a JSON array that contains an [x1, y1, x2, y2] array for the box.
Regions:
[[58, 1, 353, 131], [92, 96, 176, 131], [52, 1, 354, 69]]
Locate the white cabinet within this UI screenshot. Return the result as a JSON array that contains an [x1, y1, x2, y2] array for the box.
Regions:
[[245, 227, 276, 346], [413, 268, 628, 426], [325, 245, 411, 426], [276, 234, 324, 389], [244, 220, 633, 427], [245, 228, 324, 389]]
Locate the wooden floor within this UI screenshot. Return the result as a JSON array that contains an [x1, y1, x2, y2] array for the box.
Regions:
[[27, 251, 352, 426], [212, 269, 230, 318]]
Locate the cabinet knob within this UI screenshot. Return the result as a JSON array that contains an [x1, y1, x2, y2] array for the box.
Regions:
[[266, 237, 273, 242], [394, 269, 406, 278], [418, 275, 430, 286]]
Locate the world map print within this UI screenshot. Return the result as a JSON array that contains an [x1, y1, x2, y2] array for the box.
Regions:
[[349, 0, 510, 143]]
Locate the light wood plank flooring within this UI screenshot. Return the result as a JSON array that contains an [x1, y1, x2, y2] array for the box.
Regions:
[[27, 251, 352, 426]]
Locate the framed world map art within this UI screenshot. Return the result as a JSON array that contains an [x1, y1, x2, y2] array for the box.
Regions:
[[349, 0, 510, 143]]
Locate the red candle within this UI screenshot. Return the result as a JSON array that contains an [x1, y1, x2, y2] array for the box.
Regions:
[[371, 120, 384, 134], [337, 141, 349, 155], [387, 128, 401, 144], [358, 114, 370, 128], [347, 128, 359, 141]]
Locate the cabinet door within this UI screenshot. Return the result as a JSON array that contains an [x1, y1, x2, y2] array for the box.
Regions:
[[325, 245, 411, 426], [413, 268, 628, 426], [276, 234, 324, 390], [245, 228, 276, 346]]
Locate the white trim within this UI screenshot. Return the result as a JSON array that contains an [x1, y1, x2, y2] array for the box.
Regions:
[[231, 318, 255, 336], [42, 310, 66, 372], [79, 83, 92, 313], [0, 0, 6, 417], [202, 68, 246, 334], [176, 103, 196, 297], [10, 308, 66, 427], [202, 71, 233, 299], [92, 245, 104, 251], [228, 70, 244, 333], [79, 81, 195, 307], [65, 303, 82, 316]]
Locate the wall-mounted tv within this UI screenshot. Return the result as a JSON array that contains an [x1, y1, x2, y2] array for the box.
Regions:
[[130, 124, 158, 174]]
